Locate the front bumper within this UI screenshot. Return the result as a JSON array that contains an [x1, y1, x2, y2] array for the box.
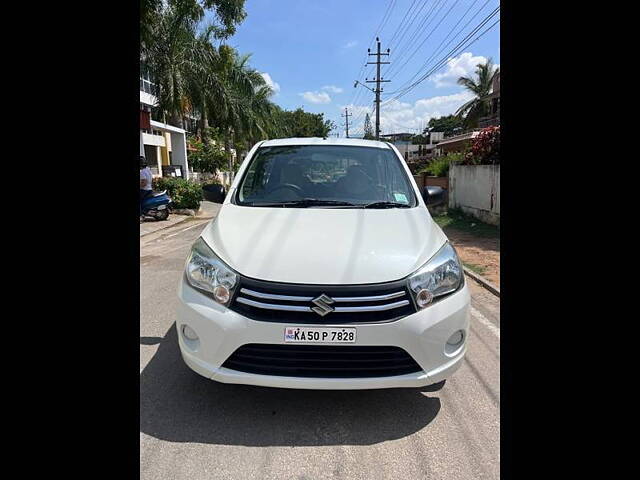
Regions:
[[176, 280, 470, 390]]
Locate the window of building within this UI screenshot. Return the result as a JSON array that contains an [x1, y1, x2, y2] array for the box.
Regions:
[[140, 63, 158, 96]]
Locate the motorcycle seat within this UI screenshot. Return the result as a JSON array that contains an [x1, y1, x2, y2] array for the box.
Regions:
[[152, 190, 167, 197]]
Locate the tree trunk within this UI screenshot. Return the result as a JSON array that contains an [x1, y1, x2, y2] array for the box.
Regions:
[[199, 107, 210, 144], [169, 113, 184, 129]]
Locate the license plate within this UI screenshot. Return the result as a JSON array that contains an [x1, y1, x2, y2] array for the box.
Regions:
[[157, 204, 167, 210], [284, 326, 356, 344]]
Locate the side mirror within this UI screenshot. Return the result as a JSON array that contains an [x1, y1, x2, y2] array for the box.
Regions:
[[422, 186, 445, 206]]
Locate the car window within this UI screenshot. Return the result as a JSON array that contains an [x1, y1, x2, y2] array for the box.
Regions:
[[236, 145, 417, 207]]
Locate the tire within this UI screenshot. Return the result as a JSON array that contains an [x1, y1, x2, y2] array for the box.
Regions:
[[156, 209, 169, 221]]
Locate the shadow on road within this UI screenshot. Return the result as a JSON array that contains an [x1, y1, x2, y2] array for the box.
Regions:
[[140, 324, 441, 447]]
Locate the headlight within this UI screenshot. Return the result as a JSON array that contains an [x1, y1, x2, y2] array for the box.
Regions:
[[408, 242, 463, 309], [185, 237, 237, 305]]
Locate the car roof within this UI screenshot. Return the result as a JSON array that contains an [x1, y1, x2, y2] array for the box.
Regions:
[[259, 137, 392, 149]]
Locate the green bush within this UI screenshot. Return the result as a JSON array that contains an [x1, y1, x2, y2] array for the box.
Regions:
[[153, 177, 203, 210], [187, 131, 229, 174], [420, 152, 464, 177]]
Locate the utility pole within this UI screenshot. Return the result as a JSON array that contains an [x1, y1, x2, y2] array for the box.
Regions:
[[341, 107, 352, 138], [366, 37, 390, 140]]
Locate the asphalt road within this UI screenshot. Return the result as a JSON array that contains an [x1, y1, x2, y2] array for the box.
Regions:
[[140, 216, 500, 480]]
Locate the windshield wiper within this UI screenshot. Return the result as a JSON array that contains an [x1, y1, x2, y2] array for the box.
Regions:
[[362, 201, 411, 209], [249, 198, 358, 208]]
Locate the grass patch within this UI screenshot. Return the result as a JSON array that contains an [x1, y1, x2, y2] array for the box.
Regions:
[[462, 261, 487, 275], [432, 208, 499, 238]]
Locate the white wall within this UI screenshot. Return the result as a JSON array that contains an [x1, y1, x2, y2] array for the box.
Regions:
[[142, 132, 165, 147], [431, 132, 444, 142], [449, 164, 500, 225], [140, 91, 157, 107], [170, 131, 189, 179]]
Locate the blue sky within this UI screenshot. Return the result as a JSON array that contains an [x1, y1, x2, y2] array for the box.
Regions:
[[218, 0, 500, 136]]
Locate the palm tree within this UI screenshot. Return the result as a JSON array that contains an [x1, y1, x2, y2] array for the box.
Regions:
[[143, 1, 285, 171], [201, 47, 276, 172], [142, 2, 250, 132], [455, 59, 499, 128], [143, 4, 207, 128]]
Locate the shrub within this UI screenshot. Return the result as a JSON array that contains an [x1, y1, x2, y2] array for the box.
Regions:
[[153, 177, 203, 210], [420, 152, 464, 177], [463, 126, 500, 165]]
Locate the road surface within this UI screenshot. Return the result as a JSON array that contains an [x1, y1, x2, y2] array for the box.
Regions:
[[140, 216, 500, 480]]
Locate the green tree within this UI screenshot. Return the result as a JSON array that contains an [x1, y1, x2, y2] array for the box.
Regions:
[[424, 114, 465, 137], [363, 113, 374, 139], [141, 0, 336, 168], [187, 128, 229, 174], [455, 58, 500, 128], [268, 108, 335, 138], [143, 3, 270, 163], [141, 0, 246, 52]]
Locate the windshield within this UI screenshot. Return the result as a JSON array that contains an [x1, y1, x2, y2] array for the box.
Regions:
[[235, 145, 417, 208]]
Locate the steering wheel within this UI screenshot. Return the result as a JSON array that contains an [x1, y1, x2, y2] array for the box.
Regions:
[[267, 183, 304, 196]]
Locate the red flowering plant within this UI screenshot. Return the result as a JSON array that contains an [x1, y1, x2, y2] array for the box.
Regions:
[[463, 126, 500, 165]]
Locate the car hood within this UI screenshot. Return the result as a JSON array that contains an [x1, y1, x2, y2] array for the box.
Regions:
[[200, 204, 448, 285]]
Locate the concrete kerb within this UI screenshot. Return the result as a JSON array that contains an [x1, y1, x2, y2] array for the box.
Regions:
[[140, 202, 220, 239], [463, 267, 500, 297]]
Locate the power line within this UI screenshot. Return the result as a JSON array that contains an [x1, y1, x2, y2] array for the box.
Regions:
[[383, 6, 499, 102], [386, 3, 499, 95], [385, 18, 499, 103], [383, 17, 500, 105], [387, 0, 463, 80], [394, 0, 493, 83], [383, 0, 444, 78], [347, 2, 399, 125], [387, 0, 432, 52], [348, 0, 397, 107], [387, 0, 421, 48]]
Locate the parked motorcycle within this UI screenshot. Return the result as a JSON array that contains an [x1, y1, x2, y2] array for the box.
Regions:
[[141, 190, 172, 221]]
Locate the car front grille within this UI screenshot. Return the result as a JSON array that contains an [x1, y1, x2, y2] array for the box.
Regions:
[[228, 276, 417, 324], [221, 344, 423, 378]]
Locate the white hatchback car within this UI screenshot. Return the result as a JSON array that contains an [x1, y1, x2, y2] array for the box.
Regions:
[[177, 137, 470, 390]]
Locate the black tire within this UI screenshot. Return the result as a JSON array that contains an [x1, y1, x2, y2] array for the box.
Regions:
[[156, 209, 169, 221]]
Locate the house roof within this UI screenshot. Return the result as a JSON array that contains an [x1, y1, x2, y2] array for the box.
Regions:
[[150, 120, 186, 134]]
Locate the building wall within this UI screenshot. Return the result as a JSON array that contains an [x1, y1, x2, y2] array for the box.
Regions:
[[169, 131, 189, 178], [449, 164, 500, 225], [430, 132, 444, 143]]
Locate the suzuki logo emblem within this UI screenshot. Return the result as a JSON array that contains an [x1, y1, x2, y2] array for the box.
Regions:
[[311, 294, 335, 317]]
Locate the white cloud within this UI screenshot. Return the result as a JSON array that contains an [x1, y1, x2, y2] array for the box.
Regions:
[[260, 72, 280, 94], [431, 52, 491, 88], [343, 90, 475, 135], [322, 85, 344, 94], [342, 40, 358, 49], [300, 91, 332, 104]]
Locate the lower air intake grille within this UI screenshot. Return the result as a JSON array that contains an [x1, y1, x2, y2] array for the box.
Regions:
[[221, 344, 423, 378]]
